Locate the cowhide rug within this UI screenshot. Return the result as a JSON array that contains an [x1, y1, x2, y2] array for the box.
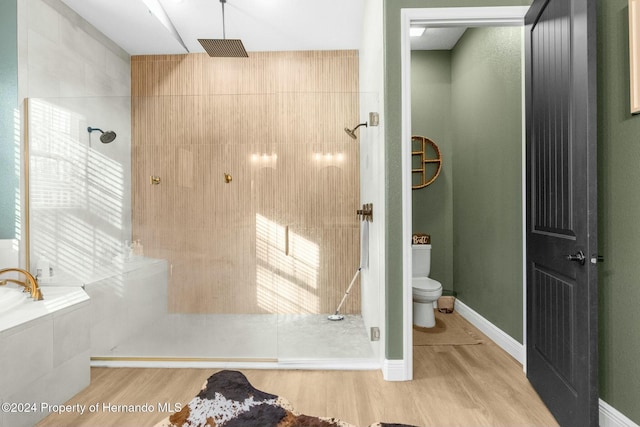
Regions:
[[154, 370, 417, 427]]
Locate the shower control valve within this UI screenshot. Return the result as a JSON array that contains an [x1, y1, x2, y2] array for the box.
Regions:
[[357, 203, 373, 222]]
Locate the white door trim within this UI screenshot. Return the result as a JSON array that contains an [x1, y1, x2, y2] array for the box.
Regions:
[[399, 6, 529, 381]]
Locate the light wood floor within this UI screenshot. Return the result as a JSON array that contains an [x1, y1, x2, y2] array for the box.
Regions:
[[37, 314, 558, 427]]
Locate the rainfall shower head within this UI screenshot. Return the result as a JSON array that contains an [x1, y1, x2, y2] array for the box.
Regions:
[[198, 0, 248, 57], [87, 127, 117, 144], [344, 122, 367, 140], [199, 39, 247, 58]]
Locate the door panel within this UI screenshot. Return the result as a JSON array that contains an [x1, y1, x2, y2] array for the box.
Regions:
[[525, 0, 598, 426]]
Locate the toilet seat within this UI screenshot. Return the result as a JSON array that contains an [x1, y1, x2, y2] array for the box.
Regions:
[[412, 277, 443, 301]]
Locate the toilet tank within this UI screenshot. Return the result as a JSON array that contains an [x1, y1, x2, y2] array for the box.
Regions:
[[412, 244, 431, 277]]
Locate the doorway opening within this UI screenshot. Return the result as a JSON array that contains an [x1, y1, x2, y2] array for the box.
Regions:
[[399, 6, 529, 379]]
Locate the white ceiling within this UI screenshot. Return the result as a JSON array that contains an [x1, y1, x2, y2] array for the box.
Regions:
[[59, 0, 366, 55], [58, 0, 464, 55], [411, 27, 467, 51]]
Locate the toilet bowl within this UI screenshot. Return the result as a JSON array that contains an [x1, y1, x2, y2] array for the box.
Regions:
[[412, 244, 443, 328]]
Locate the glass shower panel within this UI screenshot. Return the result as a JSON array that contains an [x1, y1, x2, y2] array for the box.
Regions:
[[130, 93, 280, 361], [26, 90, 380, 366], [267, 91, 361, 362], [27, 96, 131, 282], [358, 91, 382, 362], [25, 96, 163, 361]]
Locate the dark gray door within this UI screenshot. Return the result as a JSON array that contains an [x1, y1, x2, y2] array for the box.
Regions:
[[525, 0, 598, 426]]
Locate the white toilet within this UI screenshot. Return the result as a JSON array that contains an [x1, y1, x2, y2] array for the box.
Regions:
[[412, 244, 443, 328]]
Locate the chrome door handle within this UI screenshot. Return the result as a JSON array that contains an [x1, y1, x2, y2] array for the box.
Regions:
[[566, 250, 586, 265]]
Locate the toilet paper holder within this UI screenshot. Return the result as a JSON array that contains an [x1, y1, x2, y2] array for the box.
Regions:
[[357, 203, 373, 222]]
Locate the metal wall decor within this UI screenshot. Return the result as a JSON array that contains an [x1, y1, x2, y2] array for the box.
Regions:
[[411, 135, 442, 189]]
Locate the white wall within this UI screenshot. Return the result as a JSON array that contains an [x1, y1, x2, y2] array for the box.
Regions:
[[0, 240, 19, 275], [18, 0, 129, 101], [17, 0, 131, 281], [359, 0, 385, 361]]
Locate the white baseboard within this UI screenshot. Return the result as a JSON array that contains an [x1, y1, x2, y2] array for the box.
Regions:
[[600, 399, 640, 427], [382, 359, 411, 381], [455, 299, 525, 364], [455, 300, 639, 427]]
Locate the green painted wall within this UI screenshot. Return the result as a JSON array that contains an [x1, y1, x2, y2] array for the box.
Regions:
[[597, 0, 640, 423], [383, 0, 531, 360], [451, 27, 523, 343], [0, 0, 18, 239], [411, 51, 454, 290]]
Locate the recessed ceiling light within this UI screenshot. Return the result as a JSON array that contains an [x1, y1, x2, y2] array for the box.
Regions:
[[410, 27, 426, 37]]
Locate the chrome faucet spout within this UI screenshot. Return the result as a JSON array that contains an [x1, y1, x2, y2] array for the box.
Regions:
[[0, 268, 44, 301]]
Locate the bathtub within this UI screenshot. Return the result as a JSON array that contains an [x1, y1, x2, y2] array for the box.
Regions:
[[0, 285, 88, 331], [0, 287, 28, 313], [0, 284, 91, 427]]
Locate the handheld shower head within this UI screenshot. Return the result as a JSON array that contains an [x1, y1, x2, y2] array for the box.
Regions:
[[344, 122, 367, 140], [88, 127, 117, 144]]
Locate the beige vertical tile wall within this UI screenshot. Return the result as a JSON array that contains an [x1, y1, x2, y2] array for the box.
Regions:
[[131, 51, 360, 314]]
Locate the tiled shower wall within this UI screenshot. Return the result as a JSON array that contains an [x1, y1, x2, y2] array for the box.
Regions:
[[19, 0, 131, 280], [131, 51, 361, 314]]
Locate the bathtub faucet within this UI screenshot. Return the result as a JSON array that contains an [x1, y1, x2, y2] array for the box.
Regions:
[[0, 268, 44, 301]]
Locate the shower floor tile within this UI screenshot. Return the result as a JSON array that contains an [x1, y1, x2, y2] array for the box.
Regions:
[[277, 314, 374, 360], [98, 313, 374, 362]]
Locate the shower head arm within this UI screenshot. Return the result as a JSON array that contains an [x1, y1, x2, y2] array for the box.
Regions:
[[220, 0, 227, 39], [221, 0, 226, 39], [352, 122, 368, 132]]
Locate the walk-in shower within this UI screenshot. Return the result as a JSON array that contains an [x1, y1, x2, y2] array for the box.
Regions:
[[24, 51, 381, 370]]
